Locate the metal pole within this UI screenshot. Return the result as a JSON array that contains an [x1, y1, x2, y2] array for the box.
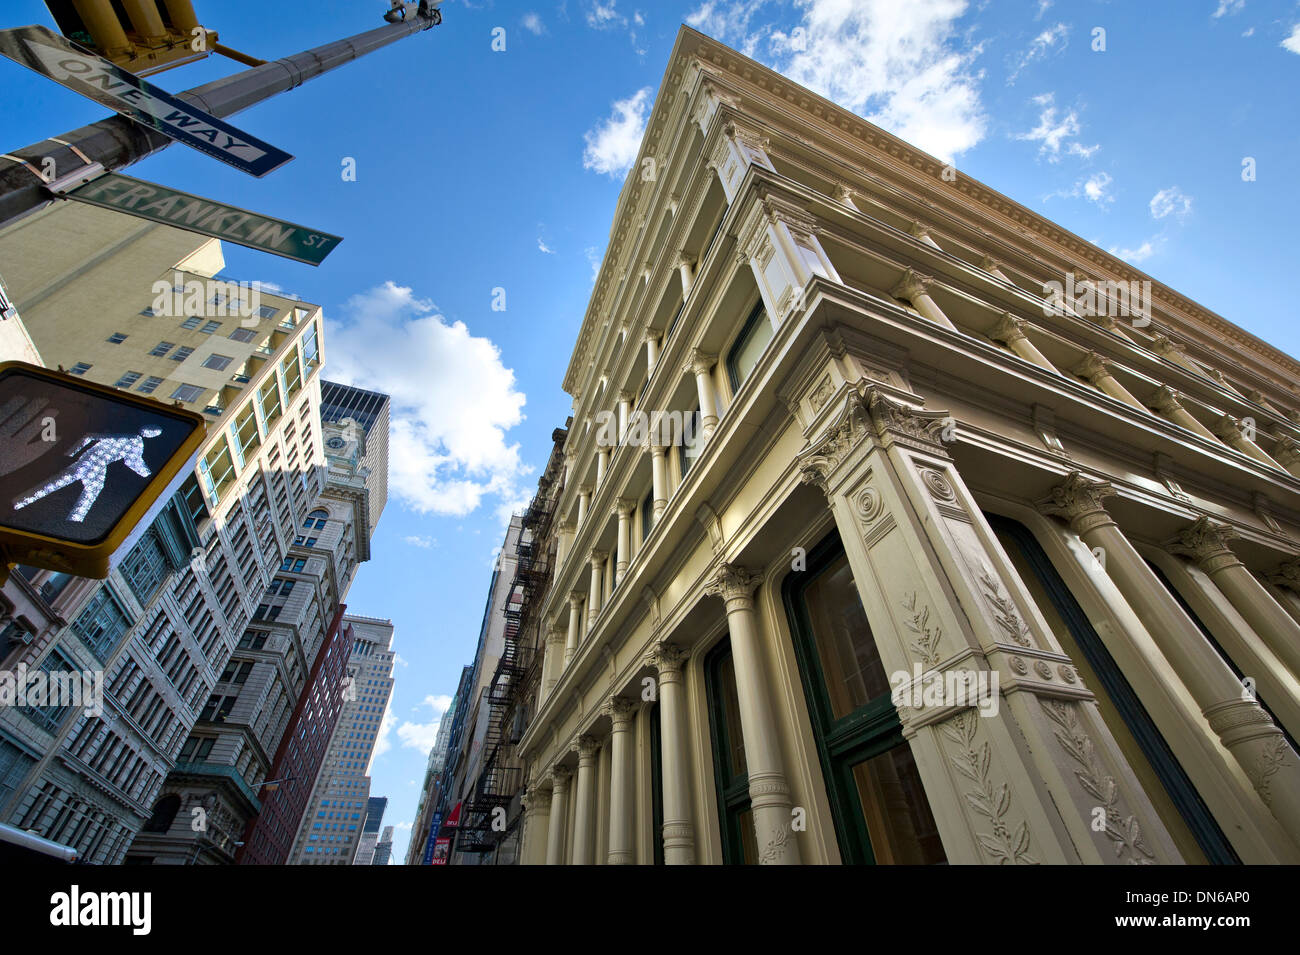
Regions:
[[0, 10, 438, 229]]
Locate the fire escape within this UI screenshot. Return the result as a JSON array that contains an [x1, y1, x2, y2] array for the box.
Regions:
[[456, 428, 565, 854]]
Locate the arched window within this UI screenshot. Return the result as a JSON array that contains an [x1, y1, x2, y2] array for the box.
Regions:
[[142, 794, 181, 833], [304, 509, 328, 530]]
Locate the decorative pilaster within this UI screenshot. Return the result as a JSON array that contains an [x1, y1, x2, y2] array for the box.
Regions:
[[734, 190, 842, 322], [792, 381, 1182, 864]]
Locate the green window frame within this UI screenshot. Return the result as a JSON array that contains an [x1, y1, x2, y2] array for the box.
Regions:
[[725, 303, 773, 394], [782, 532, 947, 865], [704, 640, 758, 864]]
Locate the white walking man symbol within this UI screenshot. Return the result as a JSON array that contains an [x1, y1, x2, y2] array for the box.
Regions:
[[13, 426, 162, 523]]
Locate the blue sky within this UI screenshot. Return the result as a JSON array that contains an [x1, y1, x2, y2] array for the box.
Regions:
[[4, 0, 1299, 864]]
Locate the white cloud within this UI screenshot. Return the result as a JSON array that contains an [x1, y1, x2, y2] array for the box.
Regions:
[[1149, 186, 1192, 220], [537, 237, 556, 254], [403, 535, 436, 548], [1213, 0, 1245, 17], [687, 0, 986, 162], [1017, 92, 1097, 161], [1082, 171, 1113, 205], [1035, 0, 1053, 19], [1283, 24, 1300, 54], [1242, 27, 1255, 37], [582, 87, 652, 177], [1109, 240, 1156, 264], [393, 653, 410, 668], [586, 0, 625, 29], [1008, 23, 1069, 84], [393, 694, 453, 755], [585, 246, 603, 284], [324, 282, 529, 517], [521, 12, 545, 35]]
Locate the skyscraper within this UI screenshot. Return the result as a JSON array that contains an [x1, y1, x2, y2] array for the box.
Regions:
[[354, 794, 387, 865], [288, 614, 395, 865]]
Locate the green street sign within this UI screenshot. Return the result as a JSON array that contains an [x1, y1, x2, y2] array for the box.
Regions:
[[61, 171, 343, 266]]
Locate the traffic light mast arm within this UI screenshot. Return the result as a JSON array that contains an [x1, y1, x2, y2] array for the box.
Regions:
[[0, 8, 440, 229]]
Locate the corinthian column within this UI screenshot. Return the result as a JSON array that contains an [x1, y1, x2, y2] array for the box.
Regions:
[[653, 643, 696, 864], [565, 592, 583, 665], [588, 551, 606, 630], [1150, 385, 1218, 441], [522, 782, 551, 865], [614, 498, 635, 584], [890, 268, 956, 330], [607, 698, 637, 864], [705, 563, 801, 864], [649, 442, 669, 521], [572, 736, 600, 865], [684, 349, 720, 438], [545, 767, 571, 865], [1041, 472, 1300, 841], [989, 312, 1059, 373], [1073, 351, 1145, 409], [1211, 415, 1283, 469], [1167, 518, 1300, 690]]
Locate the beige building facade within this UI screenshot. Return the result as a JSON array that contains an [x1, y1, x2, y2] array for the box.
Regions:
[[516, 28, 1300, 865]]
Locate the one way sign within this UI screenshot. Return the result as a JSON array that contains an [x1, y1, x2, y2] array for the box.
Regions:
[[0, 25, 293, 178]]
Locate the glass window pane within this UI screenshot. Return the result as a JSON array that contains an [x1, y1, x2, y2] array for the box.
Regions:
[[849, 743, 947, 864], [803, 554, 891, 719], [728, 308, 773, 389]]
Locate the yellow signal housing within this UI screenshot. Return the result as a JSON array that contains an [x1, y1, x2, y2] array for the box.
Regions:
[[44, 0, 217, 76]]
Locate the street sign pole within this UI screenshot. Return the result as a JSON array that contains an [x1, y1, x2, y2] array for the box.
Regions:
[[0, 8, 440, 229], [54, 169, 343, 266]]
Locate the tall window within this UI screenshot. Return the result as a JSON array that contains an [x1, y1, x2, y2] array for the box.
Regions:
[[258, 376, 282, 428], [641, 491, 655, 541], [72, 587, 130, 661], [704, 641, 757, 864], [725, 303, 773, 393], [20, 649, 77, 731], [119, 532, 169, 605], [649, 702, 664, 866], [989, 515, 1239, 864], [783, 534, 947, 864], [304, 509, 328, 530], [677, 407, 702, 479]]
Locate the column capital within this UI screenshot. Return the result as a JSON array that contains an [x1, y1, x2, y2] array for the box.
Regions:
[[558, 519, 575, 534], [1073, 350, 1112, 383], [551, 764, 572, 788], [651, 642, 688, 677], [1266, 557, 1300, 593], [577, 734, 601, 761], [569, 590, 585, 607], [1273, 436, 1300, 467], [833, 182, 856, 204], [577, 483, 593, 498], [890, 267, 933, 302], [705, 562, 761, 606], [722, 118, 771, 152], [1150, 384, 1185, 417], [908, 220, 936, 243], [616, 389, 635, 404], [547, 622, 567, 642], [1152, 334, 1188, 362], [674, 249, 695, 270], [589, 548, 608, 563], [1166, 517, 1243, 573], [682, 348, 716, 378], [607, 697, 637, 727], [612, 497, 636, 517], [1211, 414, 1245, 444], [980, 254, 1004, 275], [990, 311, 1028, 345], [1038, 471, 1117, 532]]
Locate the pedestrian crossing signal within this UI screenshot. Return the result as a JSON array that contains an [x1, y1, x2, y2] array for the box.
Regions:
[[0, 361, 205, 580]]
